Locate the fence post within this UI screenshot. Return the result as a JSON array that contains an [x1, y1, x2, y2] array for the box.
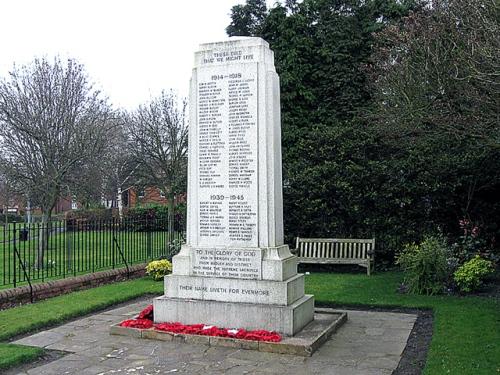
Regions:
[[111, 218, 115, 269], [147, 216, 152, 260], [12, 223, 16, 288], [66, 219, 72, 272]]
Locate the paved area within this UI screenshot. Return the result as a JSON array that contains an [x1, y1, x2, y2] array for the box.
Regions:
[[12, 298, 416, 375]]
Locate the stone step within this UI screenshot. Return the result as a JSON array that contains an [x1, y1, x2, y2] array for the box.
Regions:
[[153, 294, 315, 336], [164, 273, 305, 306]]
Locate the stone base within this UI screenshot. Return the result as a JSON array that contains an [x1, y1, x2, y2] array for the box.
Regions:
[[110, 310, 348, 357], [172, 244, 298, 282], [153, 294, 314, 336], [164, 274, 305, 306]]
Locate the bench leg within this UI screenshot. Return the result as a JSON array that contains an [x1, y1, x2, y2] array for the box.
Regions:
[[367, 262, 371, 276]]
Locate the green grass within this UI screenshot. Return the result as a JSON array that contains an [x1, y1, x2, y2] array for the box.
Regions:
[[1, 229, 181, 289], [0, 271, 498, 374], [0, 277, 163, 370], [305, 271, 500, 375], [0, 223, 16, 243], [0, 344, 43, 370]]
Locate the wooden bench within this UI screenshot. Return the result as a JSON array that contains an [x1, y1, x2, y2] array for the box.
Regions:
[[294, 237, 375, 275]]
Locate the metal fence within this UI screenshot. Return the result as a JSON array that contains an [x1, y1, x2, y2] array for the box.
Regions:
[[1, 217, 184, 290]]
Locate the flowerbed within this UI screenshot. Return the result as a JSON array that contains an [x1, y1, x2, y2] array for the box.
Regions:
[[119, 305, 282, 342]]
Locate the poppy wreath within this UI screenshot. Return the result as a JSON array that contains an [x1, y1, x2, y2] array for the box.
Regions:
[[119, 305, 282, 342], [137, 304, 153, 320], [119, 318, 153, 329]]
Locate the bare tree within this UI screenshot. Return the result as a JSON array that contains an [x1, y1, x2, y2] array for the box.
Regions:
[[0, 57, 114, 267], [67, 155, 108, 209], [369, 0, 499, 148], [126, 91, 188, 236], [67, 117, 124, 210], [0, 173, 11, 225], [101, 118, 141, 217]]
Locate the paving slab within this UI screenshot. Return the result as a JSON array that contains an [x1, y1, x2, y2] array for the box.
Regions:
[[11, 297, 416, 375], [111, 310, 347, 356]]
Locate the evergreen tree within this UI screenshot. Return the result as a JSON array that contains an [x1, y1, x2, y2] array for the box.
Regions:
[[226, 0, 500, 261]]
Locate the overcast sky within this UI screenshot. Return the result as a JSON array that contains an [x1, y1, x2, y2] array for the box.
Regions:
[[0, 0, 275, 110]]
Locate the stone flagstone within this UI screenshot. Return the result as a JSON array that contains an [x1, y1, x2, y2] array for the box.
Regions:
[[10, 298, 417, 375]]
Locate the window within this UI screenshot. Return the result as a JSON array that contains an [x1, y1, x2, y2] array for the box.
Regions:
[[138, 188, 145, 198]]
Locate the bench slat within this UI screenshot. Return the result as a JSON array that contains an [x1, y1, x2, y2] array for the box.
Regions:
[[297, 238, 375, 244], [298, 258, 370, 265], [295, 237, 375, 275]]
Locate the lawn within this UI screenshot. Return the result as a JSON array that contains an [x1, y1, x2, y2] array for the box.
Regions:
[[306, 271, 500, 375], [0, 277, 163, 370], [0, 223, 16, 243], [0, 272, 498, 374], [1, 229, 182, 288]]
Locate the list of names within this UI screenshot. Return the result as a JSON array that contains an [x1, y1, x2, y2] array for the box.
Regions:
[[197, 63, 258, 248]]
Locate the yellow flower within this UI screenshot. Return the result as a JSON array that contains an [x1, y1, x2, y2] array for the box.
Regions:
[[146, 259, 172, 281]]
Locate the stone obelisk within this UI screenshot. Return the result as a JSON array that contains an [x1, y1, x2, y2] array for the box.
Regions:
[[154, 37, 314, 335]]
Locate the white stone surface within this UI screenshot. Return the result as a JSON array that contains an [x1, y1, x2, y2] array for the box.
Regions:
[[157, 37, 315, 336], [185, 37, 284, 250], [164, 274, 305, 306], [261, 245, 298, 281], [154, 294, 315, 336], [191, 247, 262, 279], [173, 37, 297, 281]]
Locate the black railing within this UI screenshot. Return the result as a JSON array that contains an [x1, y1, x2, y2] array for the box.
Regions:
[[1, 217, 184, 288]]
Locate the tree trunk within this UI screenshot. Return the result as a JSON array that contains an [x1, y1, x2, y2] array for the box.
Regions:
[[4, 183, 8, 226], [26, 200, 32, 224], [117, 186, 123, 219], [36, 210, 51, 269], [66, 226, 73, 270], [167, 192, 175, 245]]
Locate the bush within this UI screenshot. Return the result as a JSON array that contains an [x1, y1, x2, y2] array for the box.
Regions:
[[167, 238, 183, 259], [450, 218, 499, 265], [123, 204, 168, 222], [454, 255, 495, 292], [146, 259, 172, 281], [396, 235, 451, 295], [65, 208, 115, 221], [0, 213, 24, 224], [122, 204, 186, 232], [65, 209, 116, 231]]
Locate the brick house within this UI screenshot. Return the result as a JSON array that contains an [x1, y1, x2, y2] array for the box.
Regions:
[[0, 194, 25, 215], [126, 187, 185, 207], [101, 187, 185, 210]]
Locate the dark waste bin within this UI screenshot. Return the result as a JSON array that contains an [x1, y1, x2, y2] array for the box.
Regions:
[[19, 228, 29, 241]]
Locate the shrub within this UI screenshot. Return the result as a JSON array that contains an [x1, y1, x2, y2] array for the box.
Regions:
[[453, 255, 495, 292], [65, 208, 115, 222], [396, 235, 451, 295], [450, 218, 499, 265], [167, 238, 183, 259], [0, 213, 24, 224], [124, 204, 168, 222], [122, 204, 186, 232], [65, 208, 116, 231], [146, 259, 172, 281]]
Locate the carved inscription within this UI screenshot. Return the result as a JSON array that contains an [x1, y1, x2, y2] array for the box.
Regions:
[[197, 61, 258, 247], [201, 48, 255, 65], [192, 248, 261, 279], [178, 285, 269, 296]]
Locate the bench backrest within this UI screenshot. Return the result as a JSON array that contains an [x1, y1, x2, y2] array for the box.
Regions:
[[296, 238, 375, 259]]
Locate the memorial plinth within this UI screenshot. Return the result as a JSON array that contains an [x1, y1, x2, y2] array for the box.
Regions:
[[154, 37, 314, 335]]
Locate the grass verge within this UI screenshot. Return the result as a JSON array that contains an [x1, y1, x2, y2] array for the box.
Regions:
[[0, 277, 163, 371], [306, 271, 499, 375], [0, 272, 498, 374]]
